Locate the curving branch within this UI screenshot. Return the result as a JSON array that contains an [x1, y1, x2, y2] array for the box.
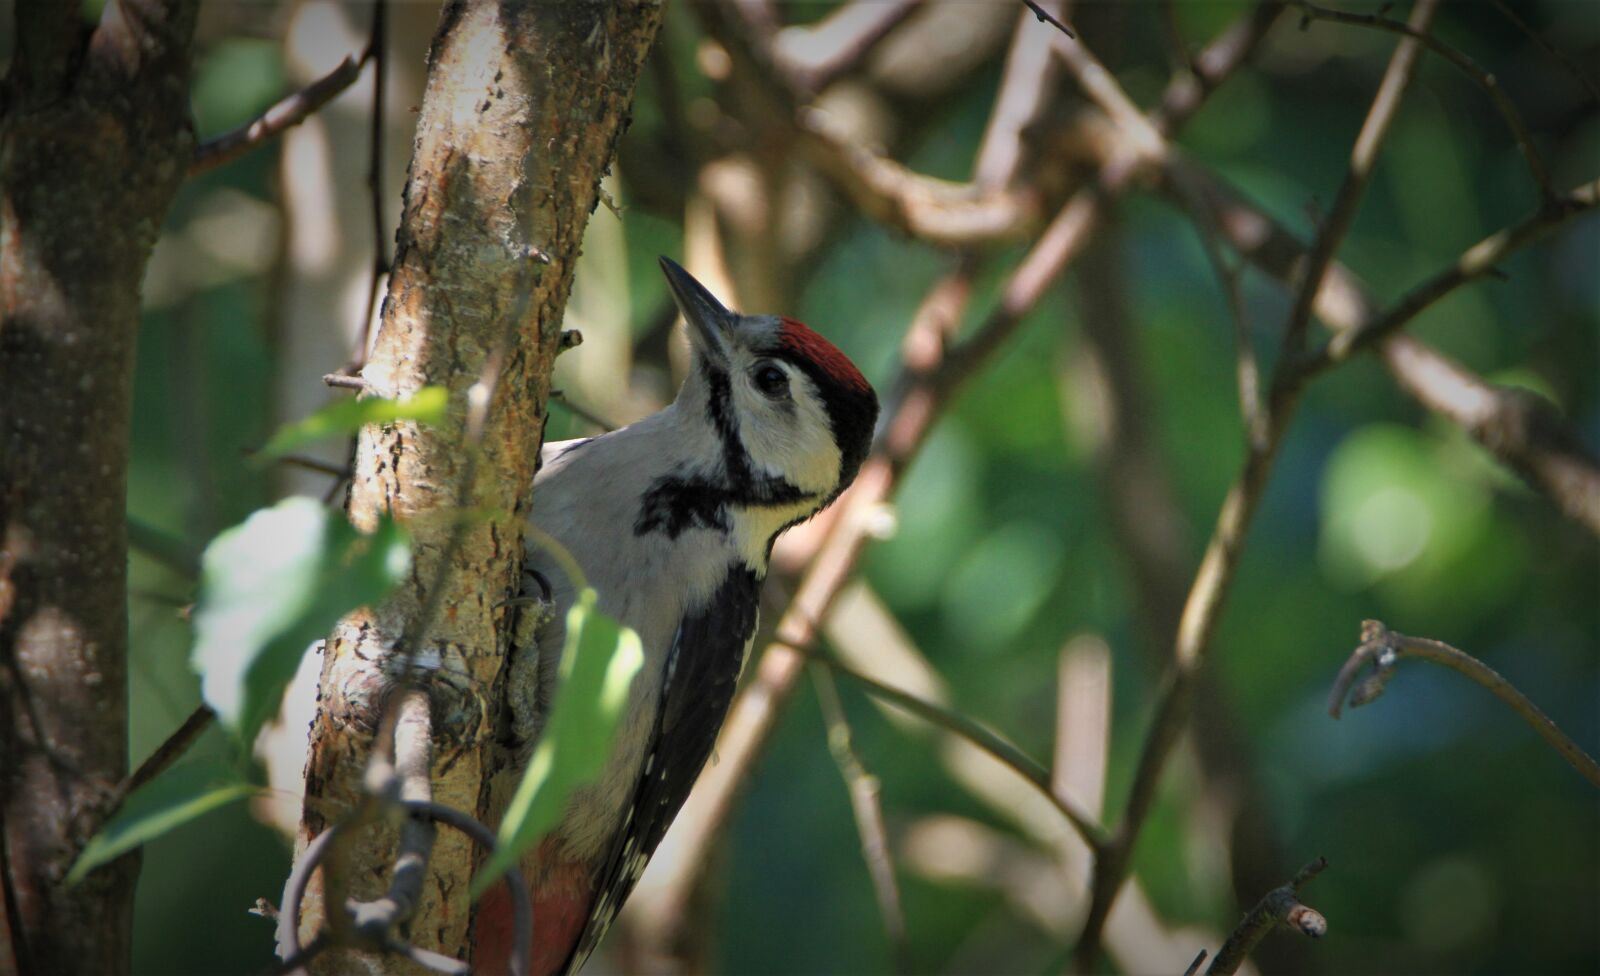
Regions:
[[1297, 0, 1557, 202], [1329, 621, 1600, 789], [809, 665, 910, 971], [190, 53, 365, 176], [1205, 857, 1329, 975], [811, 648, 1108, 849], [1072, 4, 1441, 964], [1160, 160, 1600, 537]]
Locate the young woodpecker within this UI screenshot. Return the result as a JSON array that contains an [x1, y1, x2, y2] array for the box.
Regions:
[[475, 258, 879, 975]]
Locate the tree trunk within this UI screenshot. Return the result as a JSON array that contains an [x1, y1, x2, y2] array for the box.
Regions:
[[290, 2, 662, 971], [0, 3, 198, 975]]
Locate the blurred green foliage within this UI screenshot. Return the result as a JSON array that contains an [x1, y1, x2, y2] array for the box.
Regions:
[[19, 1, 1592, 973]]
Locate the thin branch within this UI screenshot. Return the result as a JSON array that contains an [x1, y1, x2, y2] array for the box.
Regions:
[[548, 389, 619, 433], [1156, 160, 1600, 537], [272, 454, 351, 479], [1329, 621, 1600, 789], [973, 0, 1063, 190], [1168, 167, 1266, 449], [1152, 1, 1285, 135], [811, 648, 1109, 851], [322, 372, 367, 390], [1301, 178, 1600, 372], [190, 54, 364, 176], [1073, 6, 1440, 964], [809, 664, 910, 972], [351, 0, 390, 374], [1282, 0, 1438, 356], [1184, 949, 1208, 976], [1205, 857, 1329, 975], [101, 705, 216, 825], [1298, 0, 1558, 203], [1378, 336, 1600, 536], [1020, 0, 1075, 40], [1487, 0, 1600, 109], [126, 516, 200, 579]]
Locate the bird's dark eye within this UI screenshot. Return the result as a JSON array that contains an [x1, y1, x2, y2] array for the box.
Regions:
[[752, 363, 789, 399]]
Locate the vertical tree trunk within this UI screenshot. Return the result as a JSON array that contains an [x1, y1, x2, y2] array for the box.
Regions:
[[0, 3, 198, 975], [291, 3, 661, 971]]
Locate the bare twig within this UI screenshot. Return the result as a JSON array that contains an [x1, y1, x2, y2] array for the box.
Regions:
[[1152, 1, 1285, 135], [322, 372, 367, 390], [1298, 0, 1558, 203], [1378, 336, 1600, 536], [1206, 857, 1329, 974], [1302, 178, 1600, 371], [273, 454, 351, 479], [1021, 0, 1075, 40], [1168, 167, 1267, 449], [1157, 161, 1600, 537], [1329, 621, 1600, 789], [810, 664, 909, 971], [1184, 949, 1209, 976], [973, 0, 1062, 190], [97, 705, 217, 830], [1487, 0, 1600, 109], [351, 0, 390, 374], [548, 389, 618, 433], [811, 648, 1108, 850], [1282, 0, 1438, 356], [191, 54, 364, 176], [1073, 6, 1440, 964]]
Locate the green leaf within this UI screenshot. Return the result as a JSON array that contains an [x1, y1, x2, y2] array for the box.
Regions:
[[255, 387, 448, 460], [473, 589, 643, 896], [193, 497, 410, 744], [67, 760, 256, 885]]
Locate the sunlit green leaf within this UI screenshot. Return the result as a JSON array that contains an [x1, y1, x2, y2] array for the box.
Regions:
[[256, 387, 448, 460], [474, 589, 643, 896], [67, 760, 256, 886], [192, 497, 410, 744]]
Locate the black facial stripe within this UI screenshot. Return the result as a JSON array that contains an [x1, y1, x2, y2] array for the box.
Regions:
[[634, 471, 815, 540], [701, 361, 754, 489]]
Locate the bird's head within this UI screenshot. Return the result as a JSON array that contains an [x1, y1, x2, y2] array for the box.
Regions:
[[659, 257, 878, 518]]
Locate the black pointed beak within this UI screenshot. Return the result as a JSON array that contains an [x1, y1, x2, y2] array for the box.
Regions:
[[659, 256, 734, 367]]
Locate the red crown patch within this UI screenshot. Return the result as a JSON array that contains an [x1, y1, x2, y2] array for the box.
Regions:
[[777, 317, 870, 393]]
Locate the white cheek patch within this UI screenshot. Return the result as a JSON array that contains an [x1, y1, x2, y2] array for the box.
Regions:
[[735, 366, 842, 496]]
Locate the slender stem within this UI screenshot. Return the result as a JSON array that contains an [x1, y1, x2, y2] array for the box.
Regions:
[[1298, 0, 1558, 202], [810, 649, 1109, 851], [1282, 0, 1438, 356], [99, 705, 217, 829], [351, 0, 390, 372], [1329, 622, 1600, 789], [191, 55, 364, 175], [810, 665, 910, 971], [1073, 6, 1439, 964], [1205, 857, 1329, 974]]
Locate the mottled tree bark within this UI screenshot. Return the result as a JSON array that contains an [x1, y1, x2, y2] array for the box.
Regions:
[[0, 3, 198, 975], [290, 3, 662, 972]]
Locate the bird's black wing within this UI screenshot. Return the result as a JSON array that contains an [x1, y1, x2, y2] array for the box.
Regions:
[[561, 564, 762, 974]]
